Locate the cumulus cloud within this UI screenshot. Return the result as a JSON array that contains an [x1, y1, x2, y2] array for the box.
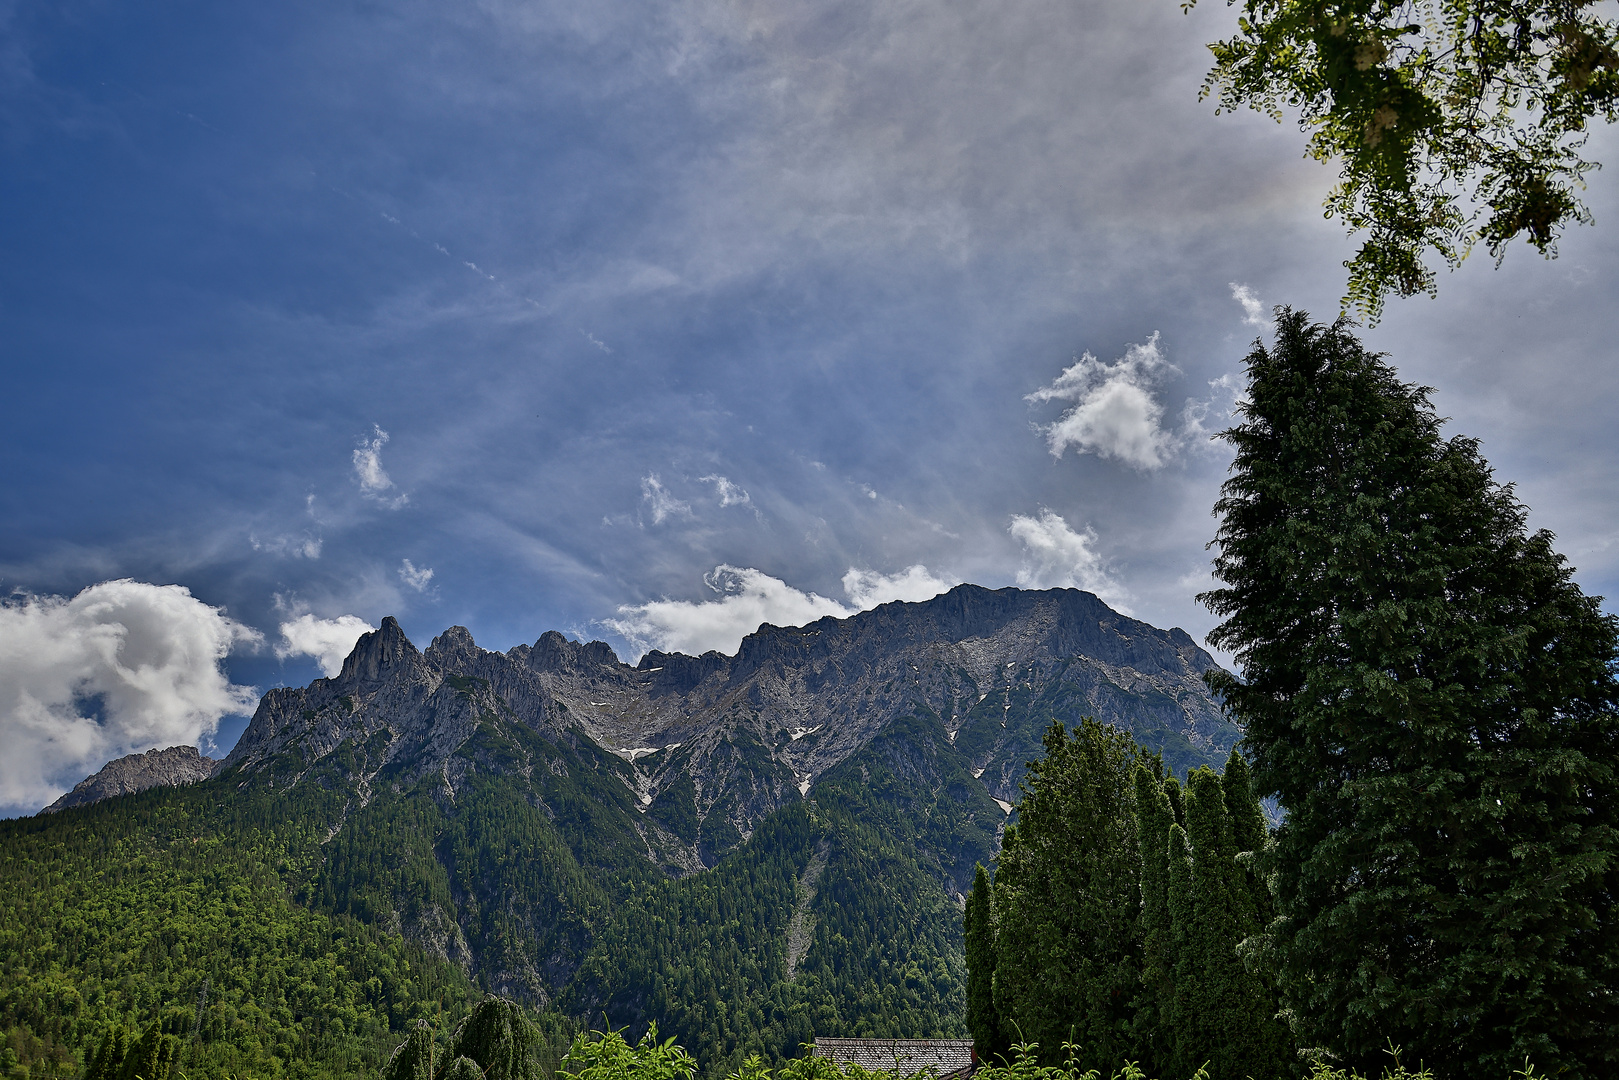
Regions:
[[641, 474, 692, 524], [606, 564, 848, 658], [842, 564, 956, 609], [354, 425, 408, 508], [1230, 282, 1273, 329], [275, 613, 375, 678], [398, 559, 435, 592], [0, 580, 262, 813], [700, 474, 752, 507], [1027, 334, 1179, 470], [1008, 509, 1131, 611]]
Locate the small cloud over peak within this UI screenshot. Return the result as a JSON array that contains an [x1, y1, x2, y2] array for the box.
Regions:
[[604, 561, 959, 659], [398, 559, 435, 592], [354, 426, 408, 508], [1230, 282, 1273, 329], [641, 474, 693, 524], [605, 565, 847, 658], [843, 565, 956, 610], [1009, 509, 1130, 612], [275, 613, 375, 678], [1027, 334, 1179, 471]]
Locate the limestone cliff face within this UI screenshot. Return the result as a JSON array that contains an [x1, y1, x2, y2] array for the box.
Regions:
[[44, 745, 215, 813], [220, 585, 1236, 866]]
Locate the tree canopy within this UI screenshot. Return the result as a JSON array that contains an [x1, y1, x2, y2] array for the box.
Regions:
[[1201, 309, 1619, 1076], [1189, 0, 1619, 320]]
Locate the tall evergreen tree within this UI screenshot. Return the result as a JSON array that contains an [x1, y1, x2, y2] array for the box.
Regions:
[[1218, 750, 1272, 926], [1131, 767, 1175, 1074], [448, 997, 540, 1080], [1162, 775, 1185, 831], [1178, 769, 1291, 1080], [1202, 309, 1619, 1078], [964, 864, 1004, 1064], [991, 720, 1154, 1071], [1163, 822, 1197, 1078], [384, 1022, 437, 1080]]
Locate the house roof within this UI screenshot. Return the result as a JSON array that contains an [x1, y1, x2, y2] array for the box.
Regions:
[[811, 1038, 975, 1079]]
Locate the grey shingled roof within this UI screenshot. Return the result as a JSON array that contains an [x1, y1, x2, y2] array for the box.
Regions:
[[812, 1039, 975, 1079]]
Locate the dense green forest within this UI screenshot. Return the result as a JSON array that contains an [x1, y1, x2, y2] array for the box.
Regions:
[[0, 707, 979, 1080]]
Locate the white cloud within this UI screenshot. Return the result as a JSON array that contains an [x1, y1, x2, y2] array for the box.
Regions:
[[700, 474, 752, 507], [843, 564, 957, 609], [1027, 333, 1179, 470], [1230, 282, 1273, 329], [398, 559, 434, 591], [275, 613, 375, 678], [605, 564, 849, 657], [0, 580, 263, 812], [1008, 509, 1131, 611], [353, 425, 408, 508], [641, 473, 692, 524]]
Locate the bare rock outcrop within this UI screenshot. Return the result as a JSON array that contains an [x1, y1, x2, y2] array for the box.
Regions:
[[43, 745, 215, 813]]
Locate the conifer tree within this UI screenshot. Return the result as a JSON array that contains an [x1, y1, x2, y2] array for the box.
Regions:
[[1180, 769, 1290, 1080], [1131, 766, 1175, 1073], [1163, 822, 1196, 1078], [1218, 750, 1272, 926], [448, 997, 539, 1080], [85, 1028, 131, 1080], [1203, 309, 1619, 1077], [964, 863, 1004, 1064], [991, 719, 1152, 1072], [384, 1022, 436, 1080], [1162, 775, 1185, 831]]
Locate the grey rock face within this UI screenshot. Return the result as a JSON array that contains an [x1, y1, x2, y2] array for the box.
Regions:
[[222, 586, 1236, 866], [44, 744, 216, 813]]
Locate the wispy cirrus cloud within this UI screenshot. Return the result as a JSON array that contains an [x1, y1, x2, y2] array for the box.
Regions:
[[398, 559, 435, 592], [354, 426, 408, 509], [641, 474, 693, 524]]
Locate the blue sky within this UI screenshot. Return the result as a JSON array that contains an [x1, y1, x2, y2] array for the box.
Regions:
[[4, 0, 1618, 814]]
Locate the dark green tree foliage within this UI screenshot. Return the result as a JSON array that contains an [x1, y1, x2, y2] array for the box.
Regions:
[[1161, 775, 1185, 831], [449, 998, 540, 1080], [991, 720, 1155, 1072], [117, 1019, 183, 1080], [384, 1023, 437, 1080], [963, 864, 1003, 1063], [1162, 823, 1196, 1076], [1217, 751, 1272, 927], [442, 1057, 485, 1080], [1174, 770, 1289, 1080], [84, 1028, 131, 1080], [1130, 770, 1175, 1068], [1202, 309, 1619, 1077]]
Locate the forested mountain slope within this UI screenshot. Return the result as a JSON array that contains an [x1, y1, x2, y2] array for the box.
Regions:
[[1, 586, 1236, 1080]]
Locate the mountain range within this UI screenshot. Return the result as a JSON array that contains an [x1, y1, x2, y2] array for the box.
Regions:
[[3, 585, 1237, 1079]]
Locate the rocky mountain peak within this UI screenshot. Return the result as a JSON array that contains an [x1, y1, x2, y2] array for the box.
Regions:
[[524, 630, 621, 673], [339, 615, 422, 686], [44, 745, 215, 813], [426, 625, 479, 670]]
